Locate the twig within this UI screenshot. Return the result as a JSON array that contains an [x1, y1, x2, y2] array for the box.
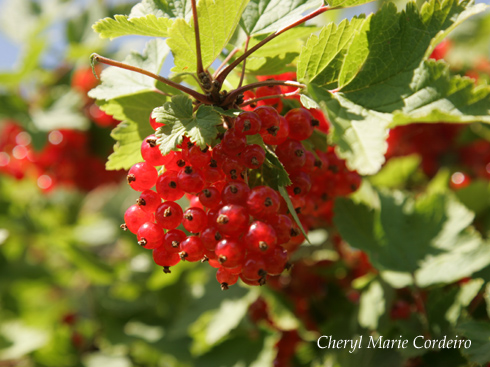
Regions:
[[191, 0, 204, 76], [215, 5, 331, 84], [238, 36, 251, 88], [90, 53, 210, 104], [213, 47, 240, 78], [239, 89, 302, 107], [222, 80, 306, 107]]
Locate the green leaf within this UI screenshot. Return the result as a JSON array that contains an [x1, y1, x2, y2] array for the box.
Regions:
[[326, 0, 375, 7], [278, 186, 310, 244], [445, 278, 484, 325], [168, 0, 250, 73], [89, 39, 171, 101], [130, 0, 193, 21], [369, 155, 422, 188], [299, 0, 488, 175], [99, 92, 161, 170], [457, 321, 490, 365], [358, 279, 386, 330], [153, 95, 222, 155], [240, 0, 322, 36], [334, 190, 490, 287], [93, 14, 173, 39], [31, 89, 89, 131]]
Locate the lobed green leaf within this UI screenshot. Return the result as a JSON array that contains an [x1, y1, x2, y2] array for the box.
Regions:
[[153, 95, 222, 155], [168, 0, 250, 73]]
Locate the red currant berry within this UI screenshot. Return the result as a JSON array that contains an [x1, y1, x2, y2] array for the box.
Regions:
[[137, 190, 161, 214], [284, 108, 314, 141], [177, 166, 205, 194], [203, 160, 225, 183], [262, 115, 289, 145], [153, 247, 180, 273], [199, 187, 221, 208], [179, 236, 205, 262], [200, 226, 223, 251], [221, 181, 251, 206], [275, 140, 306, 173], [123, 205, 152, 234], [221, 129, 246, 156], [188, 145, 211, 167], [215, 239, 245, 268], [255, 106, 280, 134], [127, 162, 158, 191], [241, 254, 267, 282], [216, 267, 239, 290], [245, 221, 277, 253], [247, 186, 280, 219], [155, 201, 183, 229], [137, 222, 164, 249], [216, 205, 250, 236], [235, 111, 262, 136], [141, 135, 172, 167], [264, 247, 288, 276], [149, 114, 165, 130], [267, 214, 293, 245], [240, 144, 265, 169], [162, 229, 187, 254], [156, 170, 185, 201], [182, 207, 207, 233]]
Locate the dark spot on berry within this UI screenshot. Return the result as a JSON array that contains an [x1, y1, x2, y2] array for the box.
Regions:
[[230, 185, 238, 194], [136, 198, 146, 206], [293, 187, 301, 195], [138, 238, 147, 247], [120, 223, 128, 231], [264, 197, 273, 207], [221, 282, 229, 290], [184, 166, 193, 174], [311, 119, 320, 127], [217, 214, 229, 224], [169, 181, 177, 188], [177, 159, 186, 167], [163, 266, 171, 274], [126, 174, 136, 184], [146, 138, 157, 147]]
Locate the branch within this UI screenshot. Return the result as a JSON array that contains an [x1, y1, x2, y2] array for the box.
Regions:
[[240, 89, 302, 107], [221, 80, 306, 107], [215, 5, 331, 84], [90, 53, 210, 104], [213, 47, 240, 79], [238, 36, 251, 88], [191, 0, 204, 75]]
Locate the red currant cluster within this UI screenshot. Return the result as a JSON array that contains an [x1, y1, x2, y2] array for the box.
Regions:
[[0, 122, 123, 191], [123, 101, 361, 290]]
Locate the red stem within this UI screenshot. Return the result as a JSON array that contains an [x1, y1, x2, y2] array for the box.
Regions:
[[191, 0, 204, 75], [215, 5, 331, 84], [90, 53, 209, 104], [238, 36, 251, 88], [222, 80, 305, 106], [240, 89, 302, 107]]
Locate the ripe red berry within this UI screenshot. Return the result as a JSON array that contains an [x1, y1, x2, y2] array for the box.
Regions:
[[215, 239, 245, 268], [123, 205, 152, 234], [221, 181, 251, 206], [267, 214, 293, 245], [247, 186, 280, 219], [153, 247, 180, 272], [262, 115, 289, 145], [235, 111, 262, 136], [141, 135, 172, 166], [284, 108, 315, 141], [254, 106, 280, 133], [198, 187, 222, 208], [200, 226, 223, 251], [245, 221, 277, 253], [216, 205, 250, 236], [182, 207, 207, 233], [155, 201, 183, 229], [240, 144, 265, 169], [137, 222, 164, 249], [177, 166, 205, 194], [216, 267, 239, 290], [275, 140, 306, 173], [156, 170, 185, 201], [149, 114, 165, 130], [187, 145, 211, 167], [264, 246, 288, 276], [137, 190, 161, 214], [179, 236, 205, 262], [127, 162, 158, 191], [241, 254, 267, 282], [162, 229, 187, 254], [221, 129, 247, 156]]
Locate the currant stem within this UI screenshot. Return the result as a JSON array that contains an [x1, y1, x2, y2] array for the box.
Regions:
[[191, 0, 204, 76], [239, 89, 302, 107], [238, 37, 251, 88], [222, 80, 306, 107], [215, 5, 331, 84], [213, 47, 240, 79], [90, 53, 210, 104]]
